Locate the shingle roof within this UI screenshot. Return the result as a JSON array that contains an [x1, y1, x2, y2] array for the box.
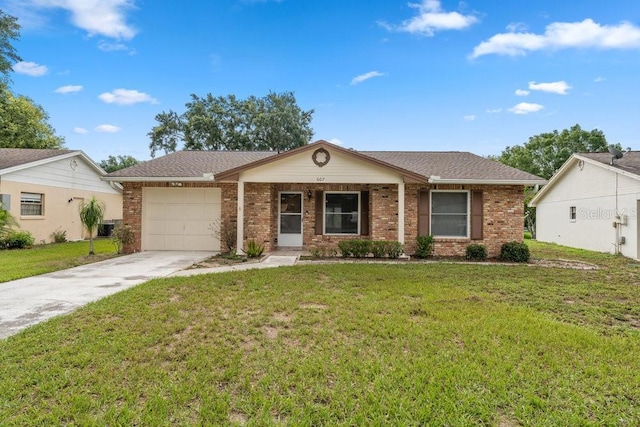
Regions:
[[361, 151, 543, 182], [105, 142, 545, 184], [106, 150, 277, 178], [0, 148, 77, 171], [579, 151, 640, 177]]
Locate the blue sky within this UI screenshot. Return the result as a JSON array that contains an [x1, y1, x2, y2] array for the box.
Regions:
[[3, 0, 640, 162]]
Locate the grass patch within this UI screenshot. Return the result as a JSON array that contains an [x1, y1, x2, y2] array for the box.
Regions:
[[1, 242, 639, 424], [0, 239, 118, 283]]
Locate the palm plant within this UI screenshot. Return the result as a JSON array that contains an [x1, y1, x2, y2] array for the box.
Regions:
[[79, 196, 105, 255], [0, 204, 18, 237]]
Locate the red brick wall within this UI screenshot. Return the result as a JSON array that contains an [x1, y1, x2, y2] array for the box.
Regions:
[[404, 184, 525, 257]]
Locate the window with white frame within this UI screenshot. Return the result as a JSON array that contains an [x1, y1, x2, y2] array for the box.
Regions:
[[21, 192, 44, 216], [325, 192, 359, 234], [430, 191, 469, 237]]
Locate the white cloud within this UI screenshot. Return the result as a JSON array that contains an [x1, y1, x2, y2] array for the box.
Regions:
[[486, 108, 502, 114], [528, 80, 571, 94], [25, 0, 137, 39], [350, 71, 386, 85], [95, 124, 121, 133], [97, 40, 135, 54], [328, 138, 343, 146], [594, 76, 606, 82], [379, 0, 478, 36], [463, 114, 476, 121], [515, 89, 530, 96], [12, 61, 48, 76], [509, 102, 544, 115], [73, 127, 88, 134], [98, 88, 157, 105], [471, 19, 640, 58], [55, 84, 83, 94]]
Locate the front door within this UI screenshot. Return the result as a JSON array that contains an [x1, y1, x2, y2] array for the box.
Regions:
[[278, 192, 303, 247]]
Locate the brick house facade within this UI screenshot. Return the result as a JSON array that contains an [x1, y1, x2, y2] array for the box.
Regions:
[[107, 141, 543, 257]]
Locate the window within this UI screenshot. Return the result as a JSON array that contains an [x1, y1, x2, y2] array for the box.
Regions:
[[325, 192, 359, 234], [21, 192, 44, 216], [569, 206, 576, 221], [430, 191, 469, 237]]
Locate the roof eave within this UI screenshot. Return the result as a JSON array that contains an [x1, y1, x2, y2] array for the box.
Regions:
[[428, 178, 547, 186], [101, 176, 217, 183]]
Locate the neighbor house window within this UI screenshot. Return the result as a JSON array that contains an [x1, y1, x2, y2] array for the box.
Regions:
[[570, 206, 576, 221], [21, 192, 44, 216], [430, 191, 469, 238], [325, 192, 359, 234]]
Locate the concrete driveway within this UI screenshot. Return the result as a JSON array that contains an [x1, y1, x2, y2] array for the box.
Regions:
[[0, 251, 213, 340]]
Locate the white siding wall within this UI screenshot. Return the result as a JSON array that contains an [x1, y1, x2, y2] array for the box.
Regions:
[[4, 156, 120, 194], [240, 148, 402, 183], [536, 160, 640, 258]]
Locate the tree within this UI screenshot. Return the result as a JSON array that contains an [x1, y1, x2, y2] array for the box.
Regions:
[[497, 124, 620, 239], [79, 196, 105, 255], [497, 124, 617, 180], [99, 155, 139, 173], [0, 203, 17, 238], [0, 10, 21, 83], [0, 86, 65, 148], [148, 91, 314, 157]]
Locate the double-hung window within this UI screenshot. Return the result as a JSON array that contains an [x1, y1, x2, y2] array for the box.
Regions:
[[430, 191, 469, 238], [21, 192, 44, 216], [325, 192, 359, 234]]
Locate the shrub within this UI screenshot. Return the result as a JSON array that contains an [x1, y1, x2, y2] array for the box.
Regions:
[[466, 243, 487, 261], [385, 241, 404, 259], [371, 241, 387, 258], [112, 224, 135, 254], [415, 235, 434, 259], [51, 228, 67, 243], [500, 241, 530, 263], [246, 240, 264, 258], [338, 240, 371, 258], [0, 230, 35, 249]]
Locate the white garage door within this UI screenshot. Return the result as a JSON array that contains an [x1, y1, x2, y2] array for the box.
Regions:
[[143, 188, 221, 251]]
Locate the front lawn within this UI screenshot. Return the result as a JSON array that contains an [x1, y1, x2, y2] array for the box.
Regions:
[[1, 242, 639, 425], [0, 239, 118, 283]]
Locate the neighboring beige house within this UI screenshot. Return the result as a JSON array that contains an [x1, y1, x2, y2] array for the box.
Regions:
[[530, 151, 640, 259], [0, 149, 123, 244], [103, 140, 545, 257]]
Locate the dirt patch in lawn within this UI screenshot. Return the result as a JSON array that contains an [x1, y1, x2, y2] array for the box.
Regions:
[[187, 254, 265, 269]]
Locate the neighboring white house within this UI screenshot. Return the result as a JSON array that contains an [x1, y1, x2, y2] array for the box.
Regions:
[[530, 151, 640, 259], [0, 149, 123, 244]]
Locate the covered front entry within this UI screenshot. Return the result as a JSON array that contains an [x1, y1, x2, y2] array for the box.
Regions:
[[278, 192, 303, 247], [142, 187, 221, 251]]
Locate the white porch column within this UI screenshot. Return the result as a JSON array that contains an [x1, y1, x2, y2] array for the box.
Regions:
[[236, 180, 245, 254], [398, 182, 405, 244]]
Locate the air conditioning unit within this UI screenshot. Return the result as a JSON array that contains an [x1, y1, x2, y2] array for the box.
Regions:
[[0, 194, 10, 210]]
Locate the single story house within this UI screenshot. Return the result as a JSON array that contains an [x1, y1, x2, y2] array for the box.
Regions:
[[103, 140, 545, 257], [0, 149, 123, 244], [530, 151, 640, 259]]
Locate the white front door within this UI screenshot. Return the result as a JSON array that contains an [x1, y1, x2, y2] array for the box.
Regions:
[[278, 192, 303, 247]]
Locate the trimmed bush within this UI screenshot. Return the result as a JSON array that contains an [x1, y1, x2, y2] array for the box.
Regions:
[[465, 243, 487, 261], [370, 240, 404, 258], [112, 224, 135, 254], [338, 240, 371, 258], [0, 230, 35, 249], [500, 241, 530, 263], [385, 241, 403, 259], [415, 235, 434, 259]]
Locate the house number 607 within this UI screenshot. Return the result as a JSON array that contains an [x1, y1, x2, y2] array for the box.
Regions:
[[316, 177, 325, 182]]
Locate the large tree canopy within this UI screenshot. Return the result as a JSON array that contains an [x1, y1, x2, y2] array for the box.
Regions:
[[148, 91, 314, 157], [497, 124, 617, 180], [99, 155, 139, 173], [0, 10, 20, 83], [0, 87, 65, 149]]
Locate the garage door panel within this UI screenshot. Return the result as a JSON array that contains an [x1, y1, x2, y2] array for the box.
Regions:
[[143, 188, 221, 251]]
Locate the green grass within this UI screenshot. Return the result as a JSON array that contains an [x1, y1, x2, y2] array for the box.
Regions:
[[1, 242, 639, 425], [0, 239, 119, 283]]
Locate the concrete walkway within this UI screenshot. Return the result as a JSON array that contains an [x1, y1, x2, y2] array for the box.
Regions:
[[170, 255, 299, 277], [0, 251, 214, 339]]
